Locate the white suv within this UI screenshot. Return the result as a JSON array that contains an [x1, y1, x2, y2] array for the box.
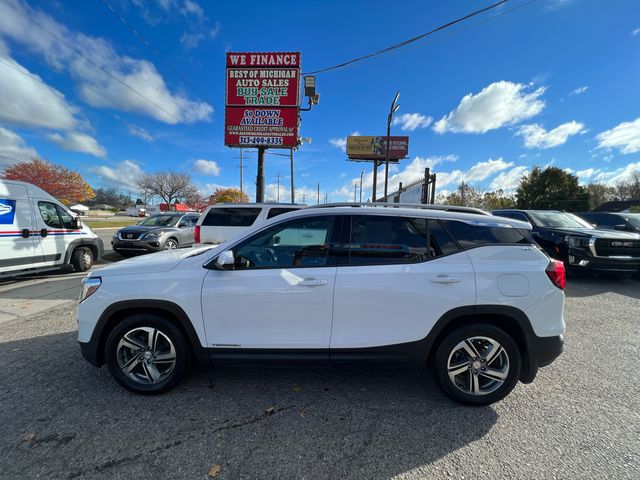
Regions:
[[77, 204, 565, 405], [194, 203, 305, 245]]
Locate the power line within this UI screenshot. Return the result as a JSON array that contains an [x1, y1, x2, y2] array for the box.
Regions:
[[96, 0, 213, 105], [0, 0, 214, 142], [303, 0, 511, 75]]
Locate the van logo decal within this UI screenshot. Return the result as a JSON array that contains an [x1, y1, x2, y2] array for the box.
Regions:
[[0, 199, 16, 225]]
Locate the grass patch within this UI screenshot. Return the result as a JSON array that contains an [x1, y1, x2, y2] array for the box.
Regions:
[[85, 219, 140, 229]]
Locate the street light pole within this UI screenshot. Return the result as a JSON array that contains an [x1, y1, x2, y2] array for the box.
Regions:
[[383, 91, 400, 200], [359, 169, 364, 202]]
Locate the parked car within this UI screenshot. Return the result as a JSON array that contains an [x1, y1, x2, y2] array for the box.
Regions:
[[575, 212, 640, 234], [78, 204, 565, 405], [112, 213, 199, 256], [195, 203, 305, 245], [1, 179, 103, 277], [493, 209, 640, 277]]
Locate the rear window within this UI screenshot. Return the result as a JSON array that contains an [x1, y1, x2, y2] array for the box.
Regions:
[[442, 220, 531, 249], [202, 207, 262, 227], [266, 207, 299, 219]]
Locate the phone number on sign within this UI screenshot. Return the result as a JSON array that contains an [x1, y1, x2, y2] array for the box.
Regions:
[[239, 136, 283, 146]]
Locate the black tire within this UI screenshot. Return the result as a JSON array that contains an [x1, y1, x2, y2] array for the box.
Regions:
[[105, 314, 191, 394], [71, 247, 93, 272], [434, 324, 521, 406]]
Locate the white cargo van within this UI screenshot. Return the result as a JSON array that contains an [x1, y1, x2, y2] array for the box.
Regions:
[[0, 179, 103, 277]]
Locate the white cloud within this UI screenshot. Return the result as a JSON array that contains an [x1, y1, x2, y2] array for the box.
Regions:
[[0, 0, 213, 124], [0, 127, 37, 167], [596, 117, 640, 154], [632, 28, 640, 36], [517, 121, 586, 149], [46, 132, 106, 158], [180, 32, 205, 49], [0, 45, 80, 130], [193, 159, 221, 176], [466, 158, 513, 181], [127, 124, 154, 142], [392, 113, 433, 131], [329, 131, 360, 152], [180, 0, 205, 19], [89, 160, 144, 190], [434, 81, 545, 134], [570, 86, 588, 96], [490, 166, 529, 191]]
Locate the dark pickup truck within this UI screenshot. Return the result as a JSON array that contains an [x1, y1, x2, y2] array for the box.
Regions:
[[492, 209, 640, 277]]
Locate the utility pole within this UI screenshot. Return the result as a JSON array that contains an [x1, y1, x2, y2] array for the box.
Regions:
[[359, 169, 365, 202], [256, 147, 265, 203], [384, 91, 401, 199], [276, 172, 281, 203], [317, 182, 320, 205], [289, 148, 295, 204], [302, 192, 306, 204], [324, 193, 328, 204], [372, 161, 378, 202]]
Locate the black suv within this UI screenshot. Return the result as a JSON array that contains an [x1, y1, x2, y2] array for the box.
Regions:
[[492, 209, 640, 276], [575, 212, 640, 234]]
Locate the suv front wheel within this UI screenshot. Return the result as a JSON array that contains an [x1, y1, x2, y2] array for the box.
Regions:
[[104, 314, 190, 394], [434, 324, 521, 406]]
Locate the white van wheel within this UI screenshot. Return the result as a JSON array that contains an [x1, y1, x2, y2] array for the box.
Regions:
[[72, 247, 93, 272]]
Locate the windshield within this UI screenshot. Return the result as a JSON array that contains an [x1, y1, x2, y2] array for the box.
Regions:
[[138, 215, 179, 227], [528, 211, 594, 229], [626, 214, 640, 228]]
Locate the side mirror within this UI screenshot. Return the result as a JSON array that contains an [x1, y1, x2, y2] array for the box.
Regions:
[[73, 217, 83, 229], [215, 250, 235, 270]]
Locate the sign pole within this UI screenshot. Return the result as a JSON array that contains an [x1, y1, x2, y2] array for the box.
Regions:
[[256, 147, 265, 203], [290, 149, 295, 204], [372, 160, 378, 202]]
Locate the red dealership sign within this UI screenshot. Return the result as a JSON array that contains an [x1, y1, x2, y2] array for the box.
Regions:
[[225, 107, 299, 148], [225, 52, 301, 149]]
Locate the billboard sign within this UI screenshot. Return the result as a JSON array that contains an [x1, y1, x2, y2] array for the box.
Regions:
[[346, 136, 409, 161], [225, 52, 301, 149]]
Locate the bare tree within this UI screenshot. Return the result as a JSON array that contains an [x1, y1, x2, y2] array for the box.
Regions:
[[616, 170, 640, 200], [135, 172, 195, 205]]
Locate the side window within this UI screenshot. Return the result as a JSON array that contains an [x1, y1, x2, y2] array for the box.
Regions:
[[202, 208, 262, 227], [56, 205, 75, 229], [428, 220, 460, 258], [494, 211, 530, 223], [233, 215, 336, 270], [266, 207, 299, 219], [597, 215, 618, 228], [38, 202, 63, 229], [189, 216, 198, 226], [442, 220, 531, 249], [348, 215, 429, 265]]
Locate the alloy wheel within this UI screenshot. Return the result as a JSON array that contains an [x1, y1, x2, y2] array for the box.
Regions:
[[447, 336, 510, 396], [116, 327, 177, 385], [164, 240, 178, 250]]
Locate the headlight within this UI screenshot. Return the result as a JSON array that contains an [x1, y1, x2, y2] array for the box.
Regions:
[[565, 236, 588, 247], [144, 230, 166, 238], [80, 277, 101, 302]]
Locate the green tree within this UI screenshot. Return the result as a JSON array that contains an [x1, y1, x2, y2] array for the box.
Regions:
[[481, 190, 516, 210], [209, 187, 249, 204], [516, 166, 589, 211]]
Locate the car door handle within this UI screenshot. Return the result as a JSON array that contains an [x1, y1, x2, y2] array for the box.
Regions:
[[297, 278, 328, 287], [430, 275, 461, 284]]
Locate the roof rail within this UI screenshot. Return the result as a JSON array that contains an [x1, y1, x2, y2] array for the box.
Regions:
[[307, 202, 489, 215]]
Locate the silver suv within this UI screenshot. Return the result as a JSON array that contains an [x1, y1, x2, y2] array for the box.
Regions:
[[112, 213, 199, 256]]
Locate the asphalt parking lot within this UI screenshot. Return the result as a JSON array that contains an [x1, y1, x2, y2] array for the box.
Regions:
[[0, 265, 639, 479]]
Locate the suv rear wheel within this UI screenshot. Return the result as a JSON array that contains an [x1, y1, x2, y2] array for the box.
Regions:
[[434, 324, 521, 406], [104, 315, 190, 394]]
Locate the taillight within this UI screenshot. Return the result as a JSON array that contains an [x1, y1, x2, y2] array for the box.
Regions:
[[194, 225, 201, 244], [546, 259, 566, 290]]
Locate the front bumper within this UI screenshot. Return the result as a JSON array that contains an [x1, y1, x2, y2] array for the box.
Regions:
[[566, 248, 640, 273], [111, 238, 165, 253]]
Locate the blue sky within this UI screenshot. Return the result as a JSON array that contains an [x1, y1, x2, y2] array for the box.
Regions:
[[0, 0, 639, 203]]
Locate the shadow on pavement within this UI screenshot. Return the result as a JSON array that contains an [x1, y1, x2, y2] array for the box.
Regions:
[[565, 274, 640, 299], [0, 331, 497, 480]]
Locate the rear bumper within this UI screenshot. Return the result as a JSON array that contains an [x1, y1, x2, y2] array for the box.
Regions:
[[520, 333, 563, 383]]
